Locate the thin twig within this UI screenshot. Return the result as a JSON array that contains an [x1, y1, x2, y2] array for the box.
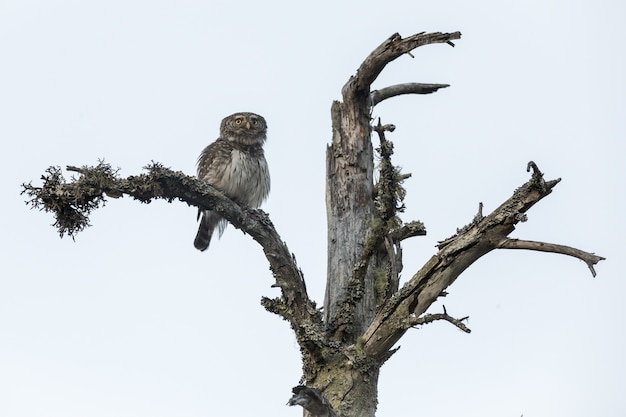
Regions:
[[407, 306, 471, 333]]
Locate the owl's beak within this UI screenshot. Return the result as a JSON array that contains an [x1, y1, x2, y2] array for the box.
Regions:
[[245, 122, 251, 129]]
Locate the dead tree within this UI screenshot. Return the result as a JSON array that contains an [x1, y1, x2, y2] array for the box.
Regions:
[[22, 31, 604, 417]]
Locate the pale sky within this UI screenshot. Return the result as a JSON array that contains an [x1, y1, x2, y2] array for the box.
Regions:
[[1, 1, 624, 416]]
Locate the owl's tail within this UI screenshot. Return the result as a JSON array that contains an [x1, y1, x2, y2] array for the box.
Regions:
[[194, 210, 227, 251]]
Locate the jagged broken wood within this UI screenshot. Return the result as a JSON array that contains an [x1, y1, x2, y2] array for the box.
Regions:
[[287, 386, 337, 417]]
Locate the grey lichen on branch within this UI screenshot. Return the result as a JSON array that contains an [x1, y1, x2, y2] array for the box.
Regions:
[[21, 161, 324, 349], [21, 161, 210, 237], [22, 163, 119, 237], [373, 119, 407, 222]]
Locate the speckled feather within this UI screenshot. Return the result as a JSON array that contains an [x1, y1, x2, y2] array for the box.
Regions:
[[194, 112, 270, 251]]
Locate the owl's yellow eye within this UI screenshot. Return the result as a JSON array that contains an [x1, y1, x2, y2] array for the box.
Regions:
[[251, 119, 259, 125], [234, 119, 243, 125]]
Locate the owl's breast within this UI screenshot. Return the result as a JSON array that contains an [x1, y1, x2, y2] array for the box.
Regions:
[[218, 148, 270, 207]]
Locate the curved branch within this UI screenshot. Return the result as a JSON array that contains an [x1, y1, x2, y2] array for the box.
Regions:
[[497, 238, 605, 277], [22, 162, 325, 351], [370, 83, 450, 106], [343, 31, 462, 103]]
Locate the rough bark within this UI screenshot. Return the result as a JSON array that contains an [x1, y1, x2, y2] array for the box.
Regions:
[[324, 32, 462, 342], [22, 32, 605, 417]]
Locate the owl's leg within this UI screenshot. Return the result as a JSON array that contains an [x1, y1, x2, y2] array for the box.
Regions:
[[194, 210, 222, 251]]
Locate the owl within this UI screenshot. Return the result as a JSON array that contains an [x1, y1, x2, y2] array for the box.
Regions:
[[193, 112, 271, 251]]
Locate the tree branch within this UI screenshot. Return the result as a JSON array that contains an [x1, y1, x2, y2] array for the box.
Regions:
[[22, 162, 325, 355], [361, 162, 605, 361], [407, 305, 471, 333], [370, 83, 450, 106], [497, 238, 605, 277], [389, 220, 427, 241], [343, 31, 462, 105]]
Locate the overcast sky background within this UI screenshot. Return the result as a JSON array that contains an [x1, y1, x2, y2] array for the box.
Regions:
[[1, 1, 624, 416]]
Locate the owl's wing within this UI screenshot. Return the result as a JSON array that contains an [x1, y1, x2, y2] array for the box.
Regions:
[[196, 138, 232, 186], [196, 141, 216, 179]]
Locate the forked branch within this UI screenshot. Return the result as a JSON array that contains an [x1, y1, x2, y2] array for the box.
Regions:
[[361, 162, 605, 361], [407, 305, 471, 333], [344, 31, 461, 104]]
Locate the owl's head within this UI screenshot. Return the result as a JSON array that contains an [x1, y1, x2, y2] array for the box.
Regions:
[[220, 112, 267, 145]]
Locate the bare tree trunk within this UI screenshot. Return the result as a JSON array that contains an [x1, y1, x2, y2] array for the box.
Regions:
[[325, 100, 377, 338]]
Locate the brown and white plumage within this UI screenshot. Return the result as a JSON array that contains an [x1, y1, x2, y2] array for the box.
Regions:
[[194, 112, 270, 251]]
